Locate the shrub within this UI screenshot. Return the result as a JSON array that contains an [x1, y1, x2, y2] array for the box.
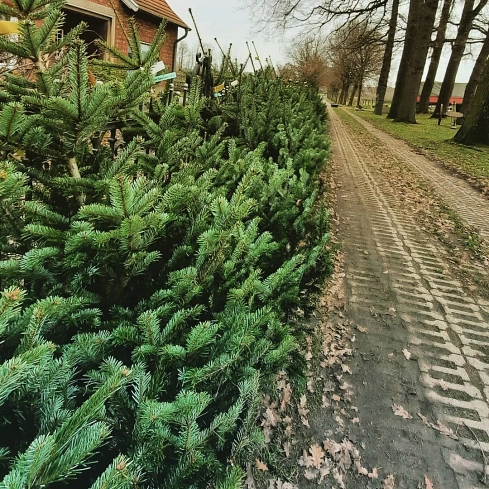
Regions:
[[0, 2, 331, 486]]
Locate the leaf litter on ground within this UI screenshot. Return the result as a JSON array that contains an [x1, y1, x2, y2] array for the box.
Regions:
[[249, 220, 396, 488]]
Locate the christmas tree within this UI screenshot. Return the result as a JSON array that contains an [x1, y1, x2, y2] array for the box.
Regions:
[[0, 1, 331, 486]]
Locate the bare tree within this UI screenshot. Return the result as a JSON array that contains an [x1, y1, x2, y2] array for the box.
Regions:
[[432, 0, 488, 117], [388, 0, 439, 123], [176, 41, 192, 70], [374, 0, 400, 114], [247, 0, 389, 30], [327, 20, 384, 106], [287, 34, 331, 88], [454, 54, 489, 144], [417, 0, 454, 113], [461, 24, 489, 116]]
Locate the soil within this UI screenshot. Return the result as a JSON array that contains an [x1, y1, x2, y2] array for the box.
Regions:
[[249, 106, 489, 489]]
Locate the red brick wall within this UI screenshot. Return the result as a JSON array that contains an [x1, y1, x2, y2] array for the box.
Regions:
[[86, 0, 178, 69]]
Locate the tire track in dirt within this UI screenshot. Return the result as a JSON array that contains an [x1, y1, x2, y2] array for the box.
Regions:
[[346, 110, 489, 241], [328, 106, 489, 489]]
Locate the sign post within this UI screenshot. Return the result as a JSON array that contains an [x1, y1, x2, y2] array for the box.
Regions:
[[154, 72, 177, 83]]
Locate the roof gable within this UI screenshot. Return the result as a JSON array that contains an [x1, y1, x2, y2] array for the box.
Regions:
[[135, 0, 188, 28]]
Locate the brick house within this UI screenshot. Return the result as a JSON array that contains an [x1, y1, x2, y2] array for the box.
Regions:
[[62, 0, 189, 70]]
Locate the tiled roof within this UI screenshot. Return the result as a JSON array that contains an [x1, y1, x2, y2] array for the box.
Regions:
[[136, 0, 189, 28], [419, 81, 467, 98]]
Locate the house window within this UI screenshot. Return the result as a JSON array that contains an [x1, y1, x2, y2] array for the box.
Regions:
[[128, 43, 155, 61], [61, 8, 109, 58], [141, 43, 151, 59]]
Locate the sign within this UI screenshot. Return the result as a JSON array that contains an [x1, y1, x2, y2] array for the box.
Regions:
[[213, 82, 225, 93], [0, 21, 19, 35], [150, 61, 165, 75], [154, 72, 176, 83]]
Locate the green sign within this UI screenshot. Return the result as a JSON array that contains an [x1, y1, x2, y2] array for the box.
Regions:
[[154, 72, 177, 83]]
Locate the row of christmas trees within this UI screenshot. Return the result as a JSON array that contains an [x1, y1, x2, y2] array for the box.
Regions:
[[0, 1, 331, 486]]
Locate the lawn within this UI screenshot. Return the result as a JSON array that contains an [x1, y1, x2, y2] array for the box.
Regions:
[[341, 107, 489, 192]]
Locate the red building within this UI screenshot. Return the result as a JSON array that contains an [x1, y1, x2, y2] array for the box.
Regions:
[[417, 81, 467, 106]]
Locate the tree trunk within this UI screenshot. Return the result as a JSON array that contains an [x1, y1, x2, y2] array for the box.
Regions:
[[374, 0, 400, 115], [356, 74, 364, 108], [348, 83, 358, 106], [388, 0, 418, 120], [460, 32, 489, 117], [338, 88, 344, 104], [339, 84, 347, 104], [454, 56, 489, 145], [417, 0, 453, 113], [389, 0, 439, 123], [432, 0, 488, 118]]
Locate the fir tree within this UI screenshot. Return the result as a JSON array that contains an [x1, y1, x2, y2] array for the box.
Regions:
[[0, 1, 332, 486]]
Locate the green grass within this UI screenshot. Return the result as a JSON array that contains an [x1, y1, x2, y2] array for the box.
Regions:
[[342, 107, 489, 190]]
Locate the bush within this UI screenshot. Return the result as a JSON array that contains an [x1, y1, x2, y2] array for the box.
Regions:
[[0, 3, 331, 487]]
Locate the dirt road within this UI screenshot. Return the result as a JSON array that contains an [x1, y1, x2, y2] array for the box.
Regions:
[[329, 107, 489, 488]]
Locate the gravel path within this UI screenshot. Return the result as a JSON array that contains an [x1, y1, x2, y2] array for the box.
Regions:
[[328, 106, 489, 489]]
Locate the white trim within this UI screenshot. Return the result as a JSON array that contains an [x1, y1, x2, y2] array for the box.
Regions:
[[121, 0, 139, 11], [64, 0, 115, 46]]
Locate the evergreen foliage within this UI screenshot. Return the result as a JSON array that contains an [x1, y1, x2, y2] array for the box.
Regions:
[[0, 2, 331, 486]]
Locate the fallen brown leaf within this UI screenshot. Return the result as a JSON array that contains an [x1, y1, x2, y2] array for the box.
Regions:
[[333, 467, 345, 489], [368, 467, 378, 479], [297, 402, 309, 418], [303, 469, 317, 480], [354, 460, 368, 475], [434, 420, 458, 440], [262, 407, 280, 428], [335, 415, 345, 429], [418, 414, 458, 439], [337, 442, 351, 471], [318, 465, 331, 483], [342, 364, 352, 374], [418, 413, 430, 426], [382, 474, 395, 488], [424, 475, 434, 489], [280, 383, 292, 412], [277, 482, 297, 489], [283, 441, 290, 458], [255, 458, 268, 471], [263, 426, 272, 444], [357, 326, 368, 333], [392, 404, 413, 419], [308, 443, 325, 469]]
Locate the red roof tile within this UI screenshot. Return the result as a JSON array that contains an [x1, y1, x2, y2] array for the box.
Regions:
[[136, 0, 189, 28]]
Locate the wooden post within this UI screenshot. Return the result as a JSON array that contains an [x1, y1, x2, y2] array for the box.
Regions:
[[183, 82, 188, 106]]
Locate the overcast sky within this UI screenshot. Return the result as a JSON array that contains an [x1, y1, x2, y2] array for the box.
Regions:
[[171, 0, 294, 71], [170, 0, 477, 83]]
